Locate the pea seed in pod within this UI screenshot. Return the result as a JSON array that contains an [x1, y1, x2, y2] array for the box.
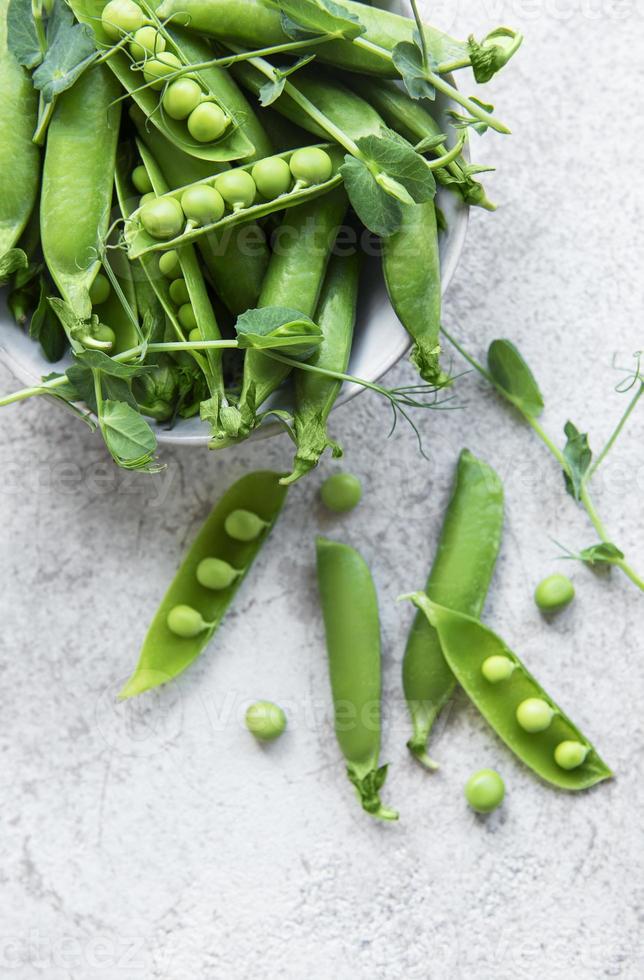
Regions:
[[167, 604, 211, 638], [196, 557, 240, 591], [188, 328, 201, 342], [130, 26, 166, 61], [252, 156, 292, 199], [89, 273, 111, 306], [535, 573, 575, 612], [86, 323, 116, 348], [143, 52, 182, 90], [245, 701, 287, 742], [465, 769, 505, 814], [224, 509, 268, 542], [139, 192, 156, 207], [140, 197, 184, 240], [214, 171, 256, 211], [132, 164, 152, 194], [320, 472, 362, 513], [554, 741, 589, 770], [181, 185, 225, 226], [178, 303, 197, 330], [187, 102, 229, 143], [481, 655, 515, 684], [163, 78, 202, 120], [516, 697, 554, 733], [101, 0, 146, 41], [289, 147, 333, 187], [169, 277, 190, 305], [159, 249, 181, 279]]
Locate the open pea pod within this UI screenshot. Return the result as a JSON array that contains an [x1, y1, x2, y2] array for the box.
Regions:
[[120, 471, 288, 699], [68, 0, 255, 162], [408, 596, 612, 791], [125, 144, 344, 258]]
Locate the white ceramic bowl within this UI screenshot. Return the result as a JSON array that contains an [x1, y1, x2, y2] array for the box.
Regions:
[[0, 94, 468, 446]]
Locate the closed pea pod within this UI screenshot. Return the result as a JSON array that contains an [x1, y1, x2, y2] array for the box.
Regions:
[[316, 537, 398, 821], [405, 595, 612, 791], [120, 471, 288, 699], [403, 450, 504, 770]]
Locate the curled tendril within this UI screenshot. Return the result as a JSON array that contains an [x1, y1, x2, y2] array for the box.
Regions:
[[467, 28, 524, 84], [612, 350, 643, 393]]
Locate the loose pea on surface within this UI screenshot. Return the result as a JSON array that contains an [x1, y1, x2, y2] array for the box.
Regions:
[[289, 147, 333, 186], [481, 655, 516, 684], [245, 701, 287, 742], [465, 769, 505, 814], [159, 249, 181, 279], [187, 102, 229, 143], [224, 509, 267, 542], [169, 277, 190, 305], [132, 164, 152, 194], [163, 78, 203, 120], [181, 184, 225, 225], [535, 573, 575, 612], [101, 0, 146, 40], [89, 272, 111, 306], [320, 472, 362, 513], [143, 52, 182, 90], [130, 26, 166, 61], [140, 197, 184, 240], [166, 604, 210, 638], [554, 740, 589, 770], [178, 303, 197, 330], [251, 156, 292, 199], [214, 170, 257, 211], [516, 697, 554, 733], [197, 557, 240, 591]]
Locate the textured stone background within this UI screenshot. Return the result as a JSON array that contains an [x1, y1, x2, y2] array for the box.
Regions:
[[1, 2, 643, 977]]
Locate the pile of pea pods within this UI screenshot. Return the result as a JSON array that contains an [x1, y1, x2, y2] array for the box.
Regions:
[[1, 0, 523, 474]]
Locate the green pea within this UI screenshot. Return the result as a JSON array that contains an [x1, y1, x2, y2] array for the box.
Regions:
[[535, 574, 575, 612], [481, 655, 516, 684], [181, 184, 225, 226], [554, 740, 589, 770], [139, 192, 156, 207], [163, 78, 203, 120], [187, 102, 229, 143], [224, 509, 268, 542], [214, 170, 257, 211], [169, 277, 190, 305], [129, 26, 166, 61], [465, 769, 505, 814], [196, 557, 240, 590], [143, 52, 182, 91], [289, 147, 333, 187], [158, 249, 181, 280], [516, 697, 554, 733], [140, 197, 184, 240], [178, 303, 197, 330], [320, 472, 362, 513], [132, 164, 152, 194], [166, 604, 210, 638], [89, 272, 111, 306], [245, 701, 287, 742], [188, 328, 201, 342], [101, 0, 145, 41], [251, 156, 292, 199], [84, 323, 116, 348]]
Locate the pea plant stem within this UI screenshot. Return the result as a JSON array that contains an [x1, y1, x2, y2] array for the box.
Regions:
[[587, 381, 644, 479]]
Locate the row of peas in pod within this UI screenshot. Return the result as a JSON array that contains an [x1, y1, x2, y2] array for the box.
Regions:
[[136, 146, 335, 242], [101, 0, 230, 144]]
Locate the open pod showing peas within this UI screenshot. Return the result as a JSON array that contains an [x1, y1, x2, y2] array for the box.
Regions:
[[125, 144, 344, 258], [120, 471, 288, 699], [408, 596, 612, 791], [69, 0, 255, 162]]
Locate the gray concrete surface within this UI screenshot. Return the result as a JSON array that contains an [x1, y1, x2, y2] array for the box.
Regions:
[[1, 1, 643, 977]]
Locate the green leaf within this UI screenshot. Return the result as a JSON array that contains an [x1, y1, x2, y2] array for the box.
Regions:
[[0, 248, 28, 285], [578, 542, 624, 567], [448, 99, 495, 137], [32, 0, 96, 104], [468, 28, 523, 84], [73, 349, 153, 380], [235, 306, 322, 358], [562, 421, 592, 501], [339, 155, 402, 238], [259, 77, 286, 107], [7, 0, 43, 69], [487, 339, 544, 418], [392, 41, 436, 101], [29, 276, 67, 362], [267, 0, 366, 41], [100, 400, 159, 469], [415, 134, 447, 155], [356, 129, 436, 204]]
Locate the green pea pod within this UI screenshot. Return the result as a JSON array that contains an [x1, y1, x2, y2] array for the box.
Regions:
[[382, 200, 445, 386], [120, 471, 288, 699], [316, 537, 398, 821], [68, 0, 256, 163], [215, 187, 348, 446], [403, 450, 504, 769], [407, 595, 613, 791], [282, 251, 359, 484], [41, 64, 120, 322], [98, 258, 140, 354], [155, 0, 470, 78], [125, 143, 345, 258], [0, 0, 40, 282]]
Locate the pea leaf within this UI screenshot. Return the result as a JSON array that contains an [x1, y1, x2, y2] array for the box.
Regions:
[[32, 0, 96, 104], [235, 306, 322, 358], [339, 156, 402, 238], [448, 99, 496, 137], [392, 41, 436, 101], [28, 277, 67, 362], [7, 0, 43, 68], [73, 349, 153, 380], [487, 339, 545, 418], [578, 542, 624, 567], [562, 421, 592, 501], [415, 134, 447, 155], [267, 0, 366, 41], [356, 130, 436, 204], [99, 400, 160, 471], [0, 248, 28, 285], [259, 77, 285, 106]]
